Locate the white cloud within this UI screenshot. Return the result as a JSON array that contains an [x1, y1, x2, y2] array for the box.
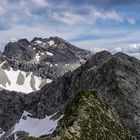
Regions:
[[91, 47, 107, 53], [31, 0, 48, 6], [115, 47, 122, 52], [0, 5, 6, 16], [128, 43, 140, 49], [49, 12, 85, 25], [127, 18, 136, 24], [49, 8, 124, 25], [91, 10, 123, 22]]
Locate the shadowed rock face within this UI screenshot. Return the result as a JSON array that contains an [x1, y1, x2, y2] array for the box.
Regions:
[[3, 39, 35, 62], [0, 90, 25, 132], [0, 67, 10, 87], [16, 72, 25, 85]]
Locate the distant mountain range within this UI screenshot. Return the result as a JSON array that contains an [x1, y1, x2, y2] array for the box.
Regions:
[[0, 37, 139, 140]]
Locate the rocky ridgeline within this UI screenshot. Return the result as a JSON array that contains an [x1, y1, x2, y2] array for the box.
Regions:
[[50, 90, 135, 140]]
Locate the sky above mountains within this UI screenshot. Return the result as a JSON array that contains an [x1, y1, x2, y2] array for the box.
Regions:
[[0, 0, 140, 58]]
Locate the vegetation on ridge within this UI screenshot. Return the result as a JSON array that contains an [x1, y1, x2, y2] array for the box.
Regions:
[[23, 90, 135, 140]]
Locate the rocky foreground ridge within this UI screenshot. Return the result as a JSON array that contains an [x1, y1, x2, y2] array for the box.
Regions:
[[24, 90, 136, 140]]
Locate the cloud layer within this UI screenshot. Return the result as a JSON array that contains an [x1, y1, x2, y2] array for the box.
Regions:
[[0, 0, 140, 58]]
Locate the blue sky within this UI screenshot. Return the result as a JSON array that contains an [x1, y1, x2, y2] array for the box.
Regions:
[[0, 0, 140, 58]]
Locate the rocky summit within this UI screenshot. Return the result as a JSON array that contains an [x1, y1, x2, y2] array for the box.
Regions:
[[0, 37, 90, 93], [0, 38, 140, 140]]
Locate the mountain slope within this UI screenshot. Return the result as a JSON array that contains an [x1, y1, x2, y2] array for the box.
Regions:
[[23, 90, 135, 140], [0, 37, 90, 93], [24, 51, 140, 138]]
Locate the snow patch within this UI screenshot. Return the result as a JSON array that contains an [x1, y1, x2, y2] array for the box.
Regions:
[[50, 63, 53, 67], [36, 53, 40, 63], [34, 76, 42, 90], [0, 68, 43, 94], [47, 79, 52, 83], [48, 40, 54, 46], [46, 62, 50, 65], [45, 62, 53, 67], [35, 40, 43, 44], [46, 51, 53, 56], [65, 64, 70, 67], [13, 111, 63, 137]]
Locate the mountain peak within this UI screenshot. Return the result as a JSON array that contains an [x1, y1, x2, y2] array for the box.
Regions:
[[18, 39, 30, 44], [3, 40, 35, 61], [0, 36, 90, 94]]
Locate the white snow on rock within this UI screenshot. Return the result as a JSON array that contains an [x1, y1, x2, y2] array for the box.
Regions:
[[45, 62, 53, 67], [0, 67, 43, 94], [46, 51, 54, 56], [35, 40, 43, 44], [46, 62, 50, 65], [47, 78, 52, 83], [50, 63, 53, 67], [34, 75, 42, 90], [36, 53, 40, 63], [41, 52, 45, 55], [48, 40, 54, 46], [13, 111, 63, 137], [65, 64, 70, 67]]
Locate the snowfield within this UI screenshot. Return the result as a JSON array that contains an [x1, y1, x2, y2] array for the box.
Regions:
[[35, 40, 43, 44], [46, 51, 54, 56], [48, 40, 54, 46], [13, 111, 63, 138], [0, 65, 46, 93]]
